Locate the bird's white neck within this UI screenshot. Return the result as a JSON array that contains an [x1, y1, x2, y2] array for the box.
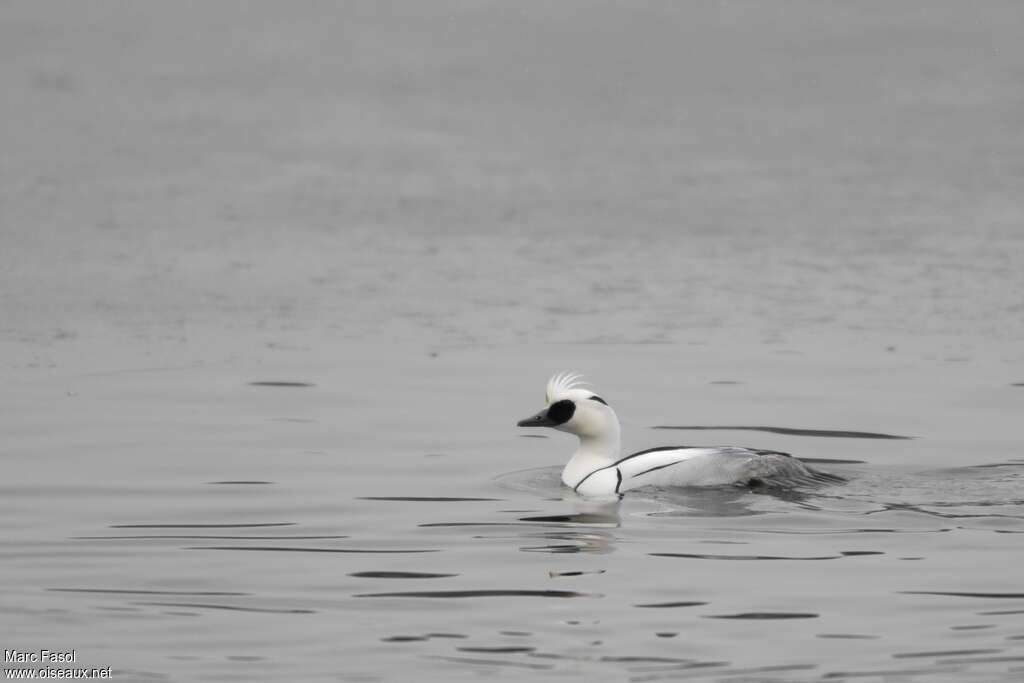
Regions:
[[560, 424, 622, 489]]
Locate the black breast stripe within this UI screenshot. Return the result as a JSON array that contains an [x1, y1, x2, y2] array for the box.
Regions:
[[615, 468, 623, 493], [576, 449, 700, 492], [573, 467, 603, 492], [574, 464, 624, 493]]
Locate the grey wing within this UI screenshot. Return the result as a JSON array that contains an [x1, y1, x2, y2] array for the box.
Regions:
[[737, 449, 844, 486]]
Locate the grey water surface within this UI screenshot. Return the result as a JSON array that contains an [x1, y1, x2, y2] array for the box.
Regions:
[[3, 2, 1024, 682], [4, 344, 1023, 682]]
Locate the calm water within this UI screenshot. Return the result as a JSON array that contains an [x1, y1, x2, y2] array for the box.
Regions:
[[3, 2, 1024, 681], [3, 343, 1023, 681]]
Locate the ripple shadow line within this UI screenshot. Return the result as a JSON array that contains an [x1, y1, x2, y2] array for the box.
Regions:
[[653, 425, 913, 440], [900, 590, 1024, 599], [112, 528, 296, 532], [359, 497, 503, 502], [425, 655, 552, 671], [355, 589, 595, 599], [188, 546, 439, 554], [349, 571, 456, 579], [634, 601, 708, 608], [893, 648, 1003, 659], [134, 601, 314, 614], [705, 612, 818, 620], [652, 552, 843, 561], [75, 535, 349, 541], [49, 588, 249, 597]]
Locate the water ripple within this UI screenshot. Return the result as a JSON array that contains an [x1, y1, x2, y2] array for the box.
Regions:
[[426, 655, 552, 670], [359, 496, 502, 502], [705, 612, 819, 620], [354, 590, 595, 599], [651, 551, 882, 561], [893, 648, 1003, 659], [901, 591, 1024, 599], [134, 601, 314, 614], [112, 528, 296, 532], [349, 571, 456, 579], [823, 667, 959, 679], [74, 535, 349, 540], [189, 546, 440, 554], [653, 425, 913, 439], [633, 601, 708, 608], [49, 588, 248, 596]]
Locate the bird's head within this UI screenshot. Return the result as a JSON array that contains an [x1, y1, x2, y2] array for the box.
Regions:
[[516, 372, 618, 440]]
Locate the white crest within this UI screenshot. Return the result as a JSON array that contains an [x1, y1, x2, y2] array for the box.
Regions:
[[545, 371, 587, 405]]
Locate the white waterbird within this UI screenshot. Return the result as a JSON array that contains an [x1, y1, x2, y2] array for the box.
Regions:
[[517, 372, 836, 498]]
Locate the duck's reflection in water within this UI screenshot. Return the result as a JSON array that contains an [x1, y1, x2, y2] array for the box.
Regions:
[[513, 482, 831, 552], [517, 494, 622, 553], [640, 484, 819, 517]]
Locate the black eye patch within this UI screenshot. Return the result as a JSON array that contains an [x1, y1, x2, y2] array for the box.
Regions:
[[547, 399, 576, 425], [588, 395, 608, 406]]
